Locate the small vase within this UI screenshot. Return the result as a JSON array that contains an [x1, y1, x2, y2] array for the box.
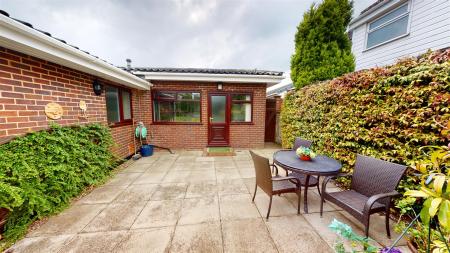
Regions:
[[299, 155, 311, 161]]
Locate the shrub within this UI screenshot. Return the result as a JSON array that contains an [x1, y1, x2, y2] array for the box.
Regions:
[[290, 0, 355, 89], [281, 50, 450, 194], [0, 123, 118, 246]]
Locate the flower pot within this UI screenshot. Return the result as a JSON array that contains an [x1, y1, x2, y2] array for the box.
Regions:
[[299, 155, 311, 161], [407, 240, 418, 253]]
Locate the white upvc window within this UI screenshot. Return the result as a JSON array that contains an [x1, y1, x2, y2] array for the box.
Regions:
[[366, 2, 410, 49]]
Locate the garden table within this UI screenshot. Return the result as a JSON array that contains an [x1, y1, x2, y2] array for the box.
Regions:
[[273, 150, 342, 213]]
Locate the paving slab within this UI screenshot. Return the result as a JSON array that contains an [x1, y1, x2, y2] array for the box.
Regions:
[[185, 181, 217, 199], [216, 168, 241, 180], [151, 183, 188, 200], [104, 172, 141, 186], [161, 171, 191, 183], [133, 172, 167, 184], [76, 186, 127, 205], [254, 194, 299, 217], [215, 161, 237, 169], [265, 215, 333, 253], [284, 191, 339, 214], [238, 168, 255, 178], [194, 161, 215, 170], [7, 235, 74, 253], [170, 222, 223, 253], [219, 194, 261, 220], [222, 218, 277, 253], [28, 204, 106, 236], [82, 201, 146, 232], [178, 197, 220, 225], [112, 227, 174, 253], [119, 163, 151, 173], [56, 231, 127, 253], [217, 178, 249, 196], [132, 200, 182, 229], [113, 184, 158, 203]]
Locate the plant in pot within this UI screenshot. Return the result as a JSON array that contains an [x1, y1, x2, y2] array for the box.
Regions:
[[296, 146, 316, 161]]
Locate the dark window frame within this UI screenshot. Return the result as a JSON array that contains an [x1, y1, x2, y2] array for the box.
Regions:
[[105, 85, 133, 127], [230, 92, 253, 124], [151, 90, 202, 125]]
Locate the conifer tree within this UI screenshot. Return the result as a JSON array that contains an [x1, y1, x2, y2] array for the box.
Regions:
[[291, 0, 355, 88]]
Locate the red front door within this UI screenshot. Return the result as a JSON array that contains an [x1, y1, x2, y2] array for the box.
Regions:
[[208, 93, 230, 146]]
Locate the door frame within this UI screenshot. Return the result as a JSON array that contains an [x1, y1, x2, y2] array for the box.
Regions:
[[207, 92, 230, 147]]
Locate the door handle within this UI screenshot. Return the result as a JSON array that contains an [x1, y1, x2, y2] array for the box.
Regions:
[[209, 117, 214, 122]]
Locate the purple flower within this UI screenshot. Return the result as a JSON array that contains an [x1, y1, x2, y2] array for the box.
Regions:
[[379, 247, 402, 253]]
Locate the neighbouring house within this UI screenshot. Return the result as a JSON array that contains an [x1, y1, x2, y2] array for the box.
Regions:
[[348, 0, 450, 70], [266, 80, 293, 98], [0, 10, 284, 157]]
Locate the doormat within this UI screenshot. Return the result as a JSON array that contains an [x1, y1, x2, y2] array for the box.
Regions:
[[204, 147, 235, 156]]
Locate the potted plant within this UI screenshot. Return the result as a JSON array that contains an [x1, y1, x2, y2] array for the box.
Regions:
[[296, 146, 316, 161]]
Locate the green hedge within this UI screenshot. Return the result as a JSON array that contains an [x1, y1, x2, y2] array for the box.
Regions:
[[281, 50, 450, 192], [0, 123, 117, 245]]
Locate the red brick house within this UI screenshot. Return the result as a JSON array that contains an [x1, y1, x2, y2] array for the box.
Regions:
[[0, 10, 284, 157]]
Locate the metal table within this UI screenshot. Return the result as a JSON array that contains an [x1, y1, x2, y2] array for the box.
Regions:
[[273, 150, 341, 213]]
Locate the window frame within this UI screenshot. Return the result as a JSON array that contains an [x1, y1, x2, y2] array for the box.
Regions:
[[151, 90, 202, 125], [105, 85, 133, 127], [364, 1, 411, 51], [230, 92, 253, 124]]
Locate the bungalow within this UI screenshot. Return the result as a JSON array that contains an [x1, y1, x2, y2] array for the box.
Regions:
[[349, 0, 450, 70], [0, 10, 284, 157]]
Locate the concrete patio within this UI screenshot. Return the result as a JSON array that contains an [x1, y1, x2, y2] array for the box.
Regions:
[[8, 146, 410, 253]]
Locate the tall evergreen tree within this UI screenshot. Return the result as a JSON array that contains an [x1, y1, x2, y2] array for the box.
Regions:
[[291, 0, 355, 89]]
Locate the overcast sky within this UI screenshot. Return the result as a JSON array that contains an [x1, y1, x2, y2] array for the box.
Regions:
[[1, 0, 373, 72]]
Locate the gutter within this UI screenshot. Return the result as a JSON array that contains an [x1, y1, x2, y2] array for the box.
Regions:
[[0, 15, 150, 90]]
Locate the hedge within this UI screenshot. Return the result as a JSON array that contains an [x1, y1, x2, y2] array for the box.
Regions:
[[0, 123, 118, 247], [281, 50, 450, 192]]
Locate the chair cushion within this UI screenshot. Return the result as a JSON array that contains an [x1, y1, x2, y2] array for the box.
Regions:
[[288, 172, 319, 187], [272, 178, 298, 194], [325, 190, 385, 219]]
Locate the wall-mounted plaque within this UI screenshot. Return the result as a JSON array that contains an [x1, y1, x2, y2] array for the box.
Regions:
[[44, 102, 63, 120]]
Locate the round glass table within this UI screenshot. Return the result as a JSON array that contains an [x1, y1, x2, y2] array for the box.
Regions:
[[273, 150, 342, 213]]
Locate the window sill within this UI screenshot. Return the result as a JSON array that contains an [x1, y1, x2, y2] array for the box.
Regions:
[[151, 122, 203, 126], [363, 33, 409, 52], [108, 121, 133, 128]]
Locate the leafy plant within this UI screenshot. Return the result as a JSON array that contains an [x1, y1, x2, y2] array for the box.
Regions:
[[296, 146, 317, 158], [0, 123, 118, 249], [329, 219, 380, 253], [291, 0, 355, 88]]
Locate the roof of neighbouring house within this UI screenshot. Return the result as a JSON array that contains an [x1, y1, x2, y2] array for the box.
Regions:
[[360, 0, 392, 15], [349, 0, 398, 28], [129, 67, 285, 86], [127, 67, 284, 77], [0, 9, 150, 89]]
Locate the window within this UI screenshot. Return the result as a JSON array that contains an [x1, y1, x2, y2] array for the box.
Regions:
[[231, 94, 252, 123], [106, 86, 132, 124], [366, 3, 409, 49], [153, 91, 201, 123]]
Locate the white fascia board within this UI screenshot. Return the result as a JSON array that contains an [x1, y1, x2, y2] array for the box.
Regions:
[[0, 15, 150, 90], [133, 71, 285, 86], [349, 0, 406, 30]]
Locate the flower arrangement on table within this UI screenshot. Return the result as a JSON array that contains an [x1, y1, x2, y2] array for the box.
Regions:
[[296, 146, 316, 161]]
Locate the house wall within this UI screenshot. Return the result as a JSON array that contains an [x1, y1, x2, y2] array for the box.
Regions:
[[147, 81, 266, 149], [351, 0, 450, 70], [0, 46, 146, 158]]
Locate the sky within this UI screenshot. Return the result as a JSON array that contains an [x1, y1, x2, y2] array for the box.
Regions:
[[1, 0, 374, 72]]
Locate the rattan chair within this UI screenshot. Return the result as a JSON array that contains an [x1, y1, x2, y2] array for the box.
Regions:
[[320, 154, 407, 238], [283, 138, 322, 195], [250, 151, 301, 220]]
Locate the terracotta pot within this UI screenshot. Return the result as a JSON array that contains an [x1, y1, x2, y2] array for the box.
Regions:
[[299, 155, 311, 161], [407, 240, 418, 253]]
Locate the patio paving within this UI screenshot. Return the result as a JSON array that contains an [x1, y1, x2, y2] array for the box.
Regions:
[[8, 146, 411, 253]]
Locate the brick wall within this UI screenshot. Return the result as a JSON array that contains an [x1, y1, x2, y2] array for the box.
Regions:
[[148, 81, 266, 149], [0, 46, 145, 158]]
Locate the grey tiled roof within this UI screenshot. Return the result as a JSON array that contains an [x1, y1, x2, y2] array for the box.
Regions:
[[0, 9, 118, 68], [128, 67, 283, 76]]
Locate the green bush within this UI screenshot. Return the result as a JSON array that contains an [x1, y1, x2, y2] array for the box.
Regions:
[[290, 0, 355, 89], [281, 50, 450, 193], [0, 123, 117, 245]]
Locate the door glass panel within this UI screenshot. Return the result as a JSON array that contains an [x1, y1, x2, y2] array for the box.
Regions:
[[211, 95, 226, 123]]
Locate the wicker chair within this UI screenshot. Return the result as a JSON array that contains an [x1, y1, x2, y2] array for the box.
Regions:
[[250, 151, 301, 220], [284, 138, 322, 195], [320, 154, 407, 238]]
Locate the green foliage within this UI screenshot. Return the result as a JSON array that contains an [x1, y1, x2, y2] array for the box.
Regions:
[[329, 219, 378, 252], [281, 49, 450, 194], [291, 0, 355, 89], [0, 123, 117, 245]]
